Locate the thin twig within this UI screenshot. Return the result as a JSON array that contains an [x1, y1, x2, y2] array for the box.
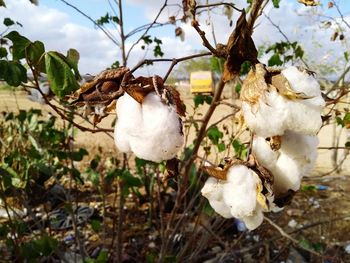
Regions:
[[125, 0, 168, 61], [264, 216, 323, 258]]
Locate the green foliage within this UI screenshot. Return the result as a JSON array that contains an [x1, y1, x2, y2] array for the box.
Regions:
[[3, 17, 14, 26], [266, 41, 304, 66], [0, 60, 27, 86], [0, 109, 88, 190], [232, 139, 248, 160], [272, 0, 280, 8], [4, 31, 31, 60], [141, 35, 164, 57], [19, 235, 58, 260], [96, 13, 120, 25], [336, 112, 350, 127], [193, 94, 213, 107], [45, 51, 80, 98], [207, 126, 223, 145]]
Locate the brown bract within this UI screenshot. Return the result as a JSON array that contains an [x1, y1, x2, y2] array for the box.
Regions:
[[241, 64, 314, 106], [70, 67, 185, 125], [223, 10, 258, 82], [121, 73, 186, 117], [298, 0, 320, 6]]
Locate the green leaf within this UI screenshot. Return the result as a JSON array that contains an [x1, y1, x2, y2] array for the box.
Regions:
[[202, 200, 215, 216], [204, 95, 213, 105], [345, 141, 350, 148], [3, 17, 14, 26], [207, 126, 223, 145], [235, 83, 241, 93], [0, 60, 27, 86], [66, 48, 80, 67], [91, 219, 102, 233], [268, 53, 283, 66], [0, 47, 7, 58], [294, 45, 304, 58], [96, 251, 108, 263], [120, 170, 142, 188], [217, 142, 225, 152], [301, 184, 317, 191], [345, 51, 349, 62], [232, 139, 248, 159], [4, 31, 31, 60], [0, 0, 6, 7], [26, 40, 45, 72], [336, 116, 344, 127], [272, 0, 280, 8], [70, 148, 88, 161], [193, 94, 205, 107], [45, 51, 80, 98]]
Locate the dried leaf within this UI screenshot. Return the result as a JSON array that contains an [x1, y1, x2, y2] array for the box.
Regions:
[[240, 64, 269, 104], [269, 135, 282, 151], [203, 166, 227, 180], [163, 158, 180, 181], [298, 0, 319, 6], [271, 73, 312, 100], [223, 10, 258, 82]]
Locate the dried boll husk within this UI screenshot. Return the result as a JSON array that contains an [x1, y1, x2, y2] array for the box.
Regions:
[[114, 92, 184, 163], [241, 64, 325, 138]]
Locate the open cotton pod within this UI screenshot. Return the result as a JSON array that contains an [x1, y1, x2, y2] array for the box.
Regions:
[[241, 64, 325, 138], [201, 159, 274, 230], [253, 130, 319, 197], [114, 75, 185, 163]]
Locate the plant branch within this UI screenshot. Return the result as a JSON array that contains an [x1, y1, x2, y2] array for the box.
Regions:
[[125, 0, 168, 61]]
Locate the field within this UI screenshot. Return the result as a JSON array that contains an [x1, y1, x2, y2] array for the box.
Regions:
[[1, 88, 350, 262]]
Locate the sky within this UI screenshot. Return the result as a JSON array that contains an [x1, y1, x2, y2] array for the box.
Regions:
[[1, 0, 350, 78]]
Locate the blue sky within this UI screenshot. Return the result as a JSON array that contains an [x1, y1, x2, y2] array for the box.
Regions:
[[1, 0, 350, 77]]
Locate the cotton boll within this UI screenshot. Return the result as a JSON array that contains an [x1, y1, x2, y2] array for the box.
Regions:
[[114, 93, 143, 152], [272, 153, 302, 193], [201, 177, 232, 218], [282, 66, 325, 135], [280, 131, 319, 175], [223, 165, 260, 219], [242, 90, 289, 137], [253, 131, 319, 195], [281, 67, 322, 98], [252, 136, 279, 168], [241, 206, 264, 230], [114, 92, 184, 162]]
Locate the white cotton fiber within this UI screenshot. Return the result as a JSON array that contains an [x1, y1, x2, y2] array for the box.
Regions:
[[242, 90, 289, 137], [252, 130, 319, 195], [223, 165, 260, 219], [114, 92, 184, 162], [242, 206, 264, 230], [201, 177, 232, 219], [201, 165, 266, 230], [242, 66, 325, 137]]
